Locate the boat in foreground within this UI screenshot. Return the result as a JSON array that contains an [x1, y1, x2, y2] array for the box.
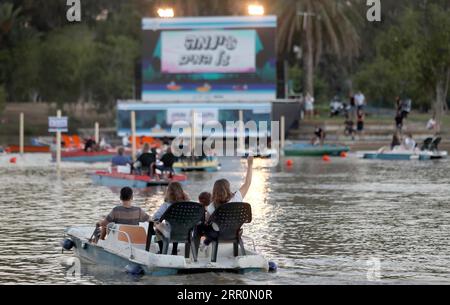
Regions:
[[284, 143, 350, 157], [91, 170, 187, 187], [63, 225, 268, 276]]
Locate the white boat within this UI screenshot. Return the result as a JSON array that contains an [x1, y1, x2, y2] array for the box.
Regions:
[[62, 202, 272, 276], [358, 137, 447, 161]]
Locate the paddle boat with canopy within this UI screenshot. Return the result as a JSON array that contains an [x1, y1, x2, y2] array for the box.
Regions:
[[62, 202, 270, 275]]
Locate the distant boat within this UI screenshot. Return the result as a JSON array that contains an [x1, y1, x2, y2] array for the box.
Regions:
[[173, 158, 220, 172], [166, 82, 182, 91], [360, 149, 448, 161], [284, 143, 350, 157], [91, 171, 187, 188], [52, 149, 116, 163], [196, 83, 211, 92], [5, 145, 50, 153]]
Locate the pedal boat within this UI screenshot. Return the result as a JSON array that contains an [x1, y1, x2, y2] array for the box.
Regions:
[[173, 158, 220, 172], [284, 143, 350, 157], [360, 148, 448, 161]]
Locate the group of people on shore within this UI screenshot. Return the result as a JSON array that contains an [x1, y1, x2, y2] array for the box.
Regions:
[[97, 156, 254, 255]]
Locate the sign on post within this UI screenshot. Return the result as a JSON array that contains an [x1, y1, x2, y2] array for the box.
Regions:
[[48, 117, 68, 133]]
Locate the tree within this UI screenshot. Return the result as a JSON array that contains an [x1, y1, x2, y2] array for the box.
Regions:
[[276, 0, 361, 96]]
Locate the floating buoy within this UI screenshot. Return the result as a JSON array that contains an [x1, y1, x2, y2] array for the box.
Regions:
[[268, 261, 278, 272], [9, 157, 17, 164], [285, 159, 294, 167], [61, 238, 74, 251], [340, 151, 348, 158], [125, 264, 144, 276], [322, 155, 331, 162]]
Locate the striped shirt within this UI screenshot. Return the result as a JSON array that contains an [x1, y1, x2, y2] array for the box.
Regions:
[[105, 206, 150, 225]]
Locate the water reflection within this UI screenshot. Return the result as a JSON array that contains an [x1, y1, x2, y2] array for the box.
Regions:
[[0, 154, 449, 284]]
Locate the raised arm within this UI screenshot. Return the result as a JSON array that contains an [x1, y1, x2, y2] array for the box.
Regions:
[[239, 156, 253, 198]]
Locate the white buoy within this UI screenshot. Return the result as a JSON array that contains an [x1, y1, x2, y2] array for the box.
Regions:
[[131, 111, 136, 161], [19, 112, 24, 155]]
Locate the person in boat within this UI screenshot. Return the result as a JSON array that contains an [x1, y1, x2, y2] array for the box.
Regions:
[[154, 147, 176, 177], [311, 126, 326, 146], [391, 131, 402, 150], [403, 133, 417, 151], [111, 147, 131, 167], [199, 156, 254, 251], [84, 137, 96, 152], [97, 187, 150, 240], [134, 143, 156, 176], [198, 192, 211, 208], [152, 182, 190, 254]]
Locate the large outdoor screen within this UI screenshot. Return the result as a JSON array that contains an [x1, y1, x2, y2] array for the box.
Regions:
[[141, 16, 277, 102]]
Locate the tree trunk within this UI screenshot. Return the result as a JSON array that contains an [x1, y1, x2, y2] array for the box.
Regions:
[[303, 15, 314, 97], [435, 78, 446, 133]]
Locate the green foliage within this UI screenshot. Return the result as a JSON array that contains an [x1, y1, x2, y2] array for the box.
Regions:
[[354, 3, 450, 110]]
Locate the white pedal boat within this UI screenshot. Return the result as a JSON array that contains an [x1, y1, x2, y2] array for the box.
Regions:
[[63, 223, 270, 276]]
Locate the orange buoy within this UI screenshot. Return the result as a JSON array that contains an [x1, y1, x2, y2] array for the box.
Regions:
[[286, 159, 294, 167], [322, 155, 331, 162], [9, 157, 17, 164], [340, 151, 348, 158]]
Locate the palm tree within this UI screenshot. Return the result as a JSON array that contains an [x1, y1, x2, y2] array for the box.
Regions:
[[275, 0, 361, 96], [0, 3, 21, 45]]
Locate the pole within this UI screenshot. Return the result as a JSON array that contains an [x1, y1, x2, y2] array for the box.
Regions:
[[56, 110, 62, 169], [191, 110, 196, 157], [239, 110, 244, 151], [94, 122, 99, 144], [131, 111, 136, 161], [19, 112, 24, 155], [281, 115, 285, 150]]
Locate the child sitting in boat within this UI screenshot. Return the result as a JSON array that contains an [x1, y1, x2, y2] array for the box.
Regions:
[[97, 187, 150, 240], [199, 156, 253, 251], [198, 192, 211, 208], [152, 182, 189, 254]]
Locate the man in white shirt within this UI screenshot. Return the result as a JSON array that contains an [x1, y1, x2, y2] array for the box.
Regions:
[[355, 91, 366, 110]]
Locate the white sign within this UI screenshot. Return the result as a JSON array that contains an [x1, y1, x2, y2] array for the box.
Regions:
[[166, 109, 219, 125], [161, 30, 256, 74], [48, 117, 68, 132]]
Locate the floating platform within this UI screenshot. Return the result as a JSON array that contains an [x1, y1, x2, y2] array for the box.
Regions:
[[284, 143, 350, 157]]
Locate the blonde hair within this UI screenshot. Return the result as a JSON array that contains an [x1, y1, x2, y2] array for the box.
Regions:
[[212, 179, 233, 208], [164, 182, 188, 203]]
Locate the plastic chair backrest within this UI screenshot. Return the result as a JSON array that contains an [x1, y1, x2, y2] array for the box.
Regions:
[[209, 202, 252, 241], [160, 202, 205, 241], [117, 225, 147, 244]]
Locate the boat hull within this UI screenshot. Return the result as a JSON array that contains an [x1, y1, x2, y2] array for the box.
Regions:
[[91, 171, 187, 188], [362, 150, 447, 161], [173, 159, 220, 172], [52, 150, 115, 163], [6, 145, 50, 153], [65, 226, 268, 276]]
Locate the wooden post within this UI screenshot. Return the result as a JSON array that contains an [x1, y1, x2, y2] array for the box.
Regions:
[[19, 112, 24, 155], [94, 122, 99, 144], [239, 110, 244, 150], [281, 115, 285, 150], [191, 110, 196, 157], [56, 110, 62, 169], [131, 111, 136, 161]]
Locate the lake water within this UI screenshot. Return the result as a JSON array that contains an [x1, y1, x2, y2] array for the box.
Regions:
[[0, 153, 449, 284]]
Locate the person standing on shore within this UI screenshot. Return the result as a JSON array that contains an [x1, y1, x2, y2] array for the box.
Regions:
[[304, 92, 315, 119], [356, 109, 365, 139], [354, 91, 366, 111]]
